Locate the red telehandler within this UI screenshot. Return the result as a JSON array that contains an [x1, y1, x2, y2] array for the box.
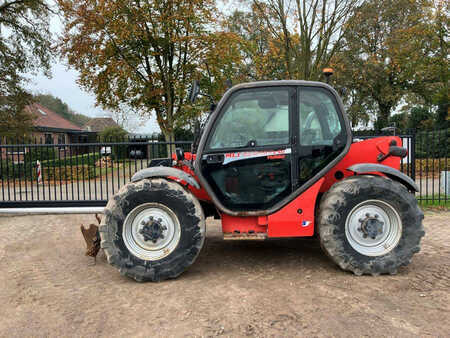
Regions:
[[99, 79, 424, 282]]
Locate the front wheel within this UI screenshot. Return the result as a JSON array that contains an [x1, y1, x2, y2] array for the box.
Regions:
[[318, 175, 425, 275], [99, 178, 205, 282]]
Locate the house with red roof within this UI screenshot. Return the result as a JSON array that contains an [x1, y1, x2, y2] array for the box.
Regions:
[[1, 103, 93, 161], [26, 103, 87, 144]]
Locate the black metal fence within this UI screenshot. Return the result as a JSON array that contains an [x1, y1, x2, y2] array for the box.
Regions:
[[0, 130, 448, 208], [353, 129, 449, 207], [0, 135, 192, 208]]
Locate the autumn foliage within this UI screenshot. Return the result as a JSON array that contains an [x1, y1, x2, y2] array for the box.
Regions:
[[58, 0, 242, 147]]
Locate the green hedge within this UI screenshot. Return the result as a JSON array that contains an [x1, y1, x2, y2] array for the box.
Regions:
[[41, 152, 101, 167], [24, 147, 58, 162], [0, 153, 101, 180], [0, 161, 36, 180]]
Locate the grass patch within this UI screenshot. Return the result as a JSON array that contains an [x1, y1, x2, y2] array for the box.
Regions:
[[418, 195, 450, 210]]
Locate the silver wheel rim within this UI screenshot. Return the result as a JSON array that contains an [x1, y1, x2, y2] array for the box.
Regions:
[[345, 199, 402, 257], [123, 203, 181, 261]]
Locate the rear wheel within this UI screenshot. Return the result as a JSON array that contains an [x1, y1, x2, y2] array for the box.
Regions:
[[318, 175, 424, 275], [99, 178, 205, 282]]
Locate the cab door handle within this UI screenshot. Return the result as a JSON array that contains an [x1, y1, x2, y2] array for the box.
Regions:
[[206, 154, 224, 164]]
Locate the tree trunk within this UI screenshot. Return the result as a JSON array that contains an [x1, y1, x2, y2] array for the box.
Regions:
[[375, 103, 391, 131], [163, 129, 176, 157]]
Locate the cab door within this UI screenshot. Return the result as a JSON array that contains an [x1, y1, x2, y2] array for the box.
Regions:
[[199, 87, 295, 212], [297, 87, 348, 186]]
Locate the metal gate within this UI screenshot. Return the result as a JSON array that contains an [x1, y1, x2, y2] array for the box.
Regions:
[[0, 136, 192, 213]]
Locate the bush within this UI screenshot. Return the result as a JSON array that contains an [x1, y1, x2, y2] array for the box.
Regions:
[[0, 160, 35, 180], [25, 147, 58, 162], [0, 153, 101, 180], [98, 126, 128, 141], [42, 152, 101, 167]]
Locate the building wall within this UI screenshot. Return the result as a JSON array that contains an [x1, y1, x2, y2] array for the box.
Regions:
[[1, 132, 70, 161], [32, 132, 68, 144]]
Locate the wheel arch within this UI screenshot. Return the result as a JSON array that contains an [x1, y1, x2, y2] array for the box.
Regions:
[[131, 166, 200, 190], [347, 163, 418, 192]]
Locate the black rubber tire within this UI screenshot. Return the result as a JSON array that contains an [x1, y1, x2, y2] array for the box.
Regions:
[[318, 175, 425, 276], [99, 178, 205, 282]]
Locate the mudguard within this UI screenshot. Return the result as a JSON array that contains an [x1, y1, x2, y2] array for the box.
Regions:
[[347, 163, 419, 192], [131, 167, 200, 189]]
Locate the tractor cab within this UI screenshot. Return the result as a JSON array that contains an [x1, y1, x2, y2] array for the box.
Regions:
[[193, 81, 350, 215]]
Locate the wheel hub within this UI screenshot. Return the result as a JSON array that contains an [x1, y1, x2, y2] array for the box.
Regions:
[[122, 203, 181, 261], [139, 217, 167, 243], [345, 200, 402, 257], [358, 214, 384, 240]]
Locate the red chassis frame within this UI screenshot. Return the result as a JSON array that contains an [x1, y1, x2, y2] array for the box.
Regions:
[[171, 136, 403, 238]]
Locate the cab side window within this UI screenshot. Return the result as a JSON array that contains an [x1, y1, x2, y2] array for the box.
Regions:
[[299, 88, 342, 146]]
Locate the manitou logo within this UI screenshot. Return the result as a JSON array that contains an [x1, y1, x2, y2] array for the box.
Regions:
[[223, 148, 291, 165]]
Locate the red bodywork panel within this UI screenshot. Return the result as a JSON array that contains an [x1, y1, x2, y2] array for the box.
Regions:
[[267, 178, 323, 237], [170, 136, 402, 238], [170, 152, 211, 201], [221, 178, 323, 237], [320, 136, 402, 193]]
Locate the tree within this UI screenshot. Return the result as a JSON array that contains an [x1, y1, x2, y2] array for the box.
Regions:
[[99, 126, 128, 141], [0, 0, 53, 137], [0, 89, 34, 139], [58, 0, 232, 153], [332, 0, 432, 130], [432, 1, 449, 129], [412, 0, 449, 129], [226, 0, 358, 81], [224, 7, 289, 81]]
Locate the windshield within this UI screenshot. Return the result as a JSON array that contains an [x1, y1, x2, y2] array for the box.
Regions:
[[208, 88, 290, 149]]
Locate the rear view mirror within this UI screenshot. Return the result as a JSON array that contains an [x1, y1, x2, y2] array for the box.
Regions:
[[189, 80, 200, 103]]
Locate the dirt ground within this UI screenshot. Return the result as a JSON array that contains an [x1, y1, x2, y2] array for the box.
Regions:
[[0, 211, 448, 337]]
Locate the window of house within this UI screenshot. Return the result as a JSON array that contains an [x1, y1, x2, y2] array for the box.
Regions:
[[57, 134, 65, 144], [45, 133, 54, 144]]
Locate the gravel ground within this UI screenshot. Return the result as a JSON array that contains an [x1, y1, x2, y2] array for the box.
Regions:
[[0, 211, 448, 337]]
